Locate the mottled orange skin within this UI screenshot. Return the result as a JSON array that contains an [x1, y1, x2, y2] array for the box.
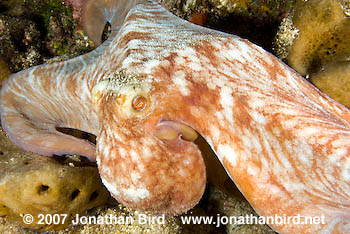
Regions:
[[93, 80, 206, 215]]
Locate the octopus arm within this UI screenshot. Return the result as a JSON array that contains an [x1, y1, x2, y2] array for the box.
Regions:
[[180, 41, 350, 233], [0, 51, 106, 160]]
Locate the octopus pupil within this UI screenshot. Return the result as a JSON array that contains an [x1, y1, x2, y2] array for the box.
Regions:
[[132, 95, 146, 111]]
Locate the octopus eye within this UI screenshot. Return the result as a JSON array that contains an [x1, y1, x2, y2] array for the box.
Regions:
[[132, 95, 147, 111]]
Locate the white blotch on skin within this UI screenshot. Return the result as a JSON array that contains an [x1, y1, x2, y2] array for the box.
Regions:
[[205, 137, 214, 148], [250, 56, 270, 78], [210, 40, 224, 51], [127, 39, 145, 49], [121, 56, 135, 68], [299, 126, 320, 137], [281, 119, 298, 129], [174, 56, 185, 66], [251, 136, 262, 154], [246, 163, 260, 177], [266, 132, 293, 172], [119, 147, 127, 158], [177, 167, 186, 177], [178, 47, 202, 72], [251, 157, 274, 188], [219, 86, 234, 124], [279, 106, 300, 116], [96, 156, 101, 166], [332, 138, 347, 148], [229, 39, 251, 63], [327, 152, 342, 165], [272, 127, 281, 137], [264, 184, 283, 196], [143, 59, 161, 74], [317, 136, 330, 146], [130, 141, 137, 148], [206, 74, 227, 91], [112, 129, 125, 141], [278, 146, 293, 171], [283, 180, 306, 194], [173, 70, 190, 96], [284, 140, 293, 155], [241, 133, 252, 151], [209, 125, 221, 142], [217, 144, 236, 165], [342, 158, 350, 180], [248, 97, 266, 109], [188, 60, 202, 72], [260, 157, 269, 171], [250, 110, 267, 125], [214, 111, 225, 123], [206, 80, 217, 90], [137, 163, 145, 172], [332, 147, 347, 158], [131, 172, 142, 183], [130, 150, 140, 162], [101, 177, 119, 196], [179, 47, 196, 60], [295, 141, 313, 166], [183, 158, 191, 165], [218, 62, 235, 79], [123, 186, 150, 201], [142, 146, 152, 160]]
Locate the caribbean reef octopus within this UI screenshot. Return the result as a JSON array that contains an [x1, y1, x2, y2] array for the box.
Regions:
[[1, 0, 350, 233]]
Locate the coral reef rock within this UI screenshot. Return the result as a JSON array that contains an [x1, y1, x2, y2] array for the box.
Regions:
[[272, 16, 299, 60], [0, 14, 42, 72], [0, 58, 11, 87], [208, 186, 275, 234], [0, 0, 93, 73], [0, 127, 109, 231], [51, 205, 212, 234]]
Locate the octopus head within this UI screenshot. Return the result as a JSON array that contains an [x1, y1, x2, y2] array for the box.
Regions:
[[91, 71, 206, 215]]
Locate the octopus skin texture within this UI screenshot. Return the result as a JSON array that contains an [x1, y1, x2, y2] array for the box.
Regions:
[[1, 0, 350, 233]]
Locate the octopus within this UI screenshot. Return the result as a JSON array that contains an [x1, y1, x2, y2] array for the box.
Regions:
[[0, 0, 350, 233]]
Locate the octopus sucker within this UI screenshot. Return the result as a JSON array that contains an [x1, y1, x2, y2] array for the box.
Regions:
[[1, 0, 350, 233]]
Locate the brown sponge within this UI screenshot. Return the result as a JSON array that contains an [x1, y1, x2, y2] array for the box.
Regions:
[[0, 127, 109, 231], [287, 0, 350, 76]]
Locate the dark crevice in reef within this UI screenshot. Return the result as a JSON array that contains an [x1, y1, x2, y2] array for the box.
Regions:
[[37, 184, 49, 195], [71, 189, 80, 200], [208, 14, 281, 52], [89, 191, 99, 202]]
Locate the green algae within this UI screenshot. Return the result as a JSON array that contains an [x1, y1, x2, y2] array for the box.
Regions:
[[32, 0, 74, 29], [0, 0, 93, 73]]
